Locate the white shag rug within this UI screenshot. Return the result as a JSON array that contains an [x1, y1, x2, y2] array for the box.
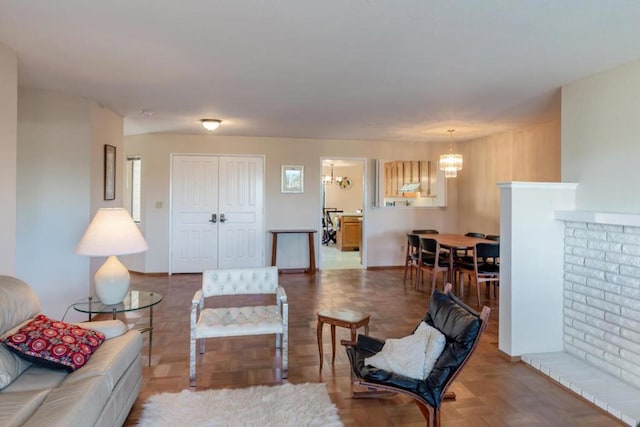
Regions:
[[137, 382, 343, 427]]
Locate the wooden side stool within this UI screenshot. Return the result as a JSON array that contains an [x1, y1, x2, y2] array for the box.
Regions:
[[317, 308, 370, 372]]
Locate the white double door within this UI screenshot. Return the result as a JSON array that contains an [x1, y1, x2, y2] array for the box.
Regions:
[[170, 155, 264, 273]]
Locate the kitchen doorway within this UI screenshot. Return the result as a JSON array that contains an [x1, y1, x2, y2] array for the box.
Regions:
[[320, 158, 366, 270]]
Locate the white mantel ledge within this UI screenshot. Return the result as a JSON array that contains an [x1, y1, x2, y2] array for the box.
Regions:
[[555, 210, 640, 227]]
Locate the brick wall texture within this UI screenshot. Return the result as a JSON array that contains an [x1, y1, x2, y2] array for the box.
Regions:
[[564, 221, 640, 388]]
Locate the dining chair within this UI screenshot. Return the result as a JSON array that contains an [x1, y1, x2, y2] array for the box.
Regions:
[[457, 242, 500, 306], [403, 233, 421, 282], [322, 209, 342, 245], [456, 232, 486, 255], [483, 235, 500, 263], [411, 229, 439, 234], [454, 232, 487, 270], [417, 237, 450, 293]]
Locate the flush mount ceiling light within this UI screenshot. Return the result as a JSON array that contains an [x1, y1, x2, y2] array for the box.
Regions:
[[200, 118, 222, 131], [439, 129, 463, 178]]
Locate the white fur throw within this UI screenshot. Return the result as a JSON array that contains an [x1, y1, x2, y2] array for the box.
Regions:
[[365, 322, 446, 380]]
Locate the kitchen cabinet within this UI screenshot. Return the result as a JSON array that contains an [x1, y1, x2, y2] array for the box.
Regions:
[[336, 215, 361, 251]]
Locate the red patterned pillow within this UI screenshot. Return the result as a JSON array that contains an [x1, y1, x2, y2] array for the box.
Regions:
[[2, 314, 105, 371]]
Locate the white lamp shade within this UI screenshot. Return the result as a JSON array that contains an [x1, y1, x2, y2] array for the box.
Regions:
[[76, 208, 148, 256]]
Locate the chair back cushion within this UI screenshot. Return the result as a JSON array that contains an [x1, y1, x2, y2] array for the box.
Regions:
[[423, 290, 481, 405], [476, 242, 500, 258], [407, 233, 420, 249], [420, 237, 438, 254], [202, 267, 279, 297]]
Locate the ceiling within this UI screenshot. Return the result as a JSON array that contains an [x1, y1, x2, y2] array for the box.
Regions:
[[2, 1, 640, 143]]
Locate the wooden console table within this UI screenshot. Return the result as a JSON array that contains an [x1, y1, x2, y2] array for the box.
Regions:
[[269, 229, 317, 274]]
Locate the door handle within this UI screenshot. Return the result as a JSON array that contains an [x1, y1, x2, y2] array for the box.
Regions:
[[209, 213, 217, 223], [220, 214, 226, 223]]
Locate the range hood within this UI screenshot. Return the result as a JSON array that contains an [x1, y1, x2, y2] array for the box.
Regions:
[[398, 182, 421, 192]]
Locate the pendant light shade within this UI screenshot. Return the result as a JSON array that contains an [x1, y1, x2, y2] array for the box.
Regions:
[[439, 129, 463, 178], [322, 164, 343, 184]]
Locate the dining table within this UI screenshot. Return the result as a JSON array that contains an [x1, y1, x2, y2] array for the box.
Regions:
[[416, 233, 494, 291]]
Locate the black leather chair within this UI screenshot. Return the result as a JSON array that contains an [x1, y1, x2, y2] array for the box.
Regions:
[[343, 283, 490, 427]]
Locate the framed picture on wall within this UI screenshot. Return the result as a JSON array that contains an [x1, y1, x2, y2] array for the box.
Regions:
[[281, 165, 304, 193], [104, 144, 116, 200]]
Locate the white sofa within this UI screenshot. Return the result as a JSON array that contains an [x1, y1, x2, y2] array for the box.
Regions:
[[0, 275, 143, 427]]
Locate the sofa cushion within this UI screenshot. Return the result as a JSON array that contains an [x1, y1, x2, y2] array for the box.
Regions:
[[22, 373, 112, 427], [0, 345, 31, 390], [0, 276, 41, 336], [71, 320, 127, 340], [0, 388, 52, 427], [196, 305, 283, 338], [64, 330, 142, 391], [3, 315, 105, 372]]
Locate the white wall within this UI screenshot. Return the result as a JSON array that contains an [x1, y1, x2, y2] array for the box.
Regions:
[[89, 103, 127, 280], [457, 120, 561, 236], [0, 43, 17, 275], [16, 88, 123, 321], [562, 60, 640, 213], [124, 134, 458, 272]]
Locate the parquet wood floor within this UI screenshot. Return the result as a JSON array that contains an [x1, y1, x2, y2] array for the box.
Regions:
[[120, 269, 622, 426]]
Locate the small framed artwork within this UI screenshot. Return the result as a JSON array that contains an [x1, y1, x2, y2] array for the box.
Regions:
[[281, 165, 304, 193], [104, 145, 116, 200]]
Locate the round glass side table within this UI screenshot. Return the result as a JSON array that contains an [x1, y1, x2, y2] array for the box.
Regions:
[[73, 290, 163, 366]]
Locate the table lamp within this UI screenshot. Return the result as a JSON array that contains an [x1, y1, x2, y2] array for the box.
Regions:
[[76, 208, 149, 305]]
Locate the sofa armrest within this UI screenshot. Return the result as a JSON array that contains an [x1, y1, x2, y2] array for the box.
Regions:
[[74, 320, 128, 340]]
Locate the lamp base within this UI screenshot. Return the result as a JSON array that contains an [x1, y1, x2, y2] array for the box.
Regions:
[[94, 255, 130, 305]]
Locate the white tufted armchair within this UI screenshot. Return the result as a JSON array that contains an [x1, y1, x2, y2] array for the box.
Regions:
[[189, 266, 288, 387]]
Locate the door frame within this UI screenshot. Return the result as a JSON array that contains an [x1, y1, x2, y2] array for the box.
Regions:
[[168, 153, 266, 275], [319, 157, 368, 270]]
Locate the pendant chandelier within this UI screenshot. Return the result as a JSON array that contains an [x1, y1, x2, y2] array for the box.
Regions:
[[322, 164, 343, 184], [439, 129, 463, 178]]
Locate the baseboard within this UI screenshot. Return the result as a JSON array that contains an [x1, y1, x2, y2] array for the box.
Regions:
[[498, 349, 521, 362], [278, 268, 308, 274], [130, 271, 169, 276]]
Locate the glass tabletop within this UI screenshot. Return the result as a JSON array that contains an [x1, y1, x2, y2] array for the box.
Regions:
[[72, 290, 163, 314]]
